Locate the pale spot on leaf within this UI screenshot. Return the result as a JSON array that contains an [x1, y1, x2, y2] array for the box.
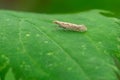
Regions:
[[67, 67, 72, 71], [39, 52, 43, 55], [44, 41, 48, 44], [26, 33, 30, 37], [98, 41, 102, 44], [47, 52, 54, 56], [6, 18, 10, 21], [47, 64, 53, 67], [95, 66, 100, 70], [81, 45, 87, 50], [81, 52, 85, 56], [36, 34, 40, 37]]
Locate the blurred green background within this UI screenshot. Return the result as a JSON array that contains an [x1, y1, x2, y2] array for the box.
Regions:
[[0, 0, 120, 14]]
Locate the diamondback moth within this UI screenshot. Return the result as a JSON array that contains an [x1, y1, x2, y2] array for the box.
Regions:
[[53, 20, 87, 32]]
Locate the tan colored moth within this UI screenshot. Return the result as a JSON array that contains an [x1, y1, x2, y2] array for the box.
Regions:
[[53, 20, 87, 32]]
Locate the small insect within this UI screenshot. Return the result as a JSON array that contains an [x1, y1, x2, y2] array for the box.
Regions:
[[53, 20, 87, 32]]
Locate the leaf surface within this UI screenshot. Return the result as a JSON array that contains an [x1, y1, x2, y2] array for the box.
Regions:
[[0, 10, 120, 80]]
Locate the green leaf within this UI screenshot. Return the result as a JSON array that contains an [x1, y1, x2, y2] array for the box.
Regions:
[[0, 10, 120, 80]]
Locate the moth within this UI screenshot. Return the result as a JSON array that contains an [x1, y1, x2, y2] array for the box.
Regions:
[[53, 20, 87, 32]]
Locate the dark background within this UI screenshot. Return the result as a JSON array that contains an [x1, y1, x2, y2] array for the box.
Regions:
[[0, 0, 120, 14]]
